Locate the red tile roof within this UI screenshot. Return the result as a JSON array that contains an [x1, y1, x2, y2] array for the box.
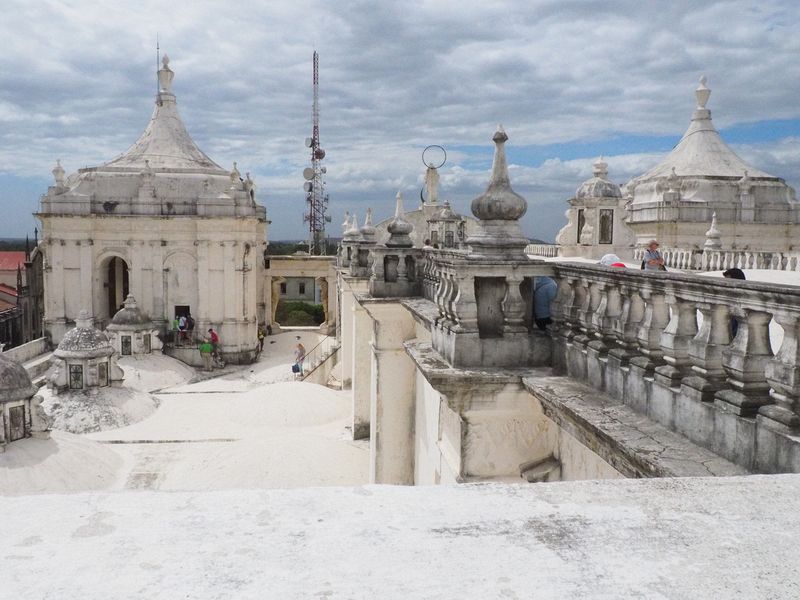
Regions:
[[0, 251, 26, 272], [0, 282, 18, 296]]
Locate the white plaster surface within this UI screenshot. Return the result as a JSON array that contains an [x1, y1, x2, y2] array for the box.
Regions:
[[2, 332, 368, 494], [2, 476, 799, 599]]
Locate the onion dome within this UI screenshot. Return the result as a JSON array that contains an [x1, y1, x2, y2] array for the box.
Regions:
[[343, 213, 362, 242], [576, 157, 621, 199], [386, 192, 414, 248], [0, 352, 36, 402], [359, 207, 377, 243], [470, 125, 527, 221], [107, 294, 152, 329], [55, 310, 113, 359]]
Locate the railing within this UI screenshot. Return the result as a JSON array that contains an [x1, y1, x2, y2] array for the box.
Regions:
[[549, 262, 800, 426], [632, 247, 800, 272], [301, 335, 340, 380], [525, 243, 559, 258]]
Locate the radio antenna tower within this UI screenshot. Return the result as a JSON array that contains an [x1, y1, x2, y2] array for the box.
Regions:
[[302, 50, 330, 255]]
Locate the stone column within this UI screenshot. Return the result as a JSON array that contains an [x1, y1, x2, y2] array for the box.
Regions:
[[351, 300, 372, 439], [197, 241, 210, 322], [223, 242, 236, 321], [79, 241, 93, 317], [365, 302, 416, 484], [501, 275, 527, 333]]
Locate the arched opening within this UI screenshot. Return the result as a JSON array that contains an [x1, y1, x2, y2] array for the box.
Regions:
[[106, 257, 129, 318]]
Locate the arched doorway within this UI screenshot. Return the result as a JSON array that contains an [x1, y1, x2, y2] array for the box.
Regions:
[[107, 256, 129, 317]]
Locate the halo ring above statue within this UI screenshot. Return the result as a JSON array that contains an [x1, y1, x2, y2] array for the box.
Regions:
[[422, 145, 447, 169]]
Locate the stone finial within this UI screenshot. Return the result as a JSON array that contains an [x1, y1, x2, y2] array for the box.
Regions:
[[360, 207, 377, 243], [470, 125, 527, 221], [52, 159, 65, 186], [704, 212, 722, 249], [158, 54, 174, 94], [123, 293, 138, 310], [592, 156, 608, 179], [341, 211, 351, 233], [230, 161, 241, 185], [666, 167, 680, 192], [695, 75, 710, 109], [738, 170, 752, 195], [244, 172, 254, 193], [141, 159, 155, 183], [343, 213, 361, 241], [75, 309, 93, 329], [386, 192, 414, 248]]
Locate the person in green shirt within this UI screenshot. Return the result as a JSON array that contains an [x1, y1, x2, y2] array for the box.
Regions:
[[199, 339, 213, 371]]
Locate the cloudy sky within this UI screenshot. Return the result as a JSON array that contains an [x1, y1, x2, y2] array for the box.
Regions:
[[1, 0, 799, 242]]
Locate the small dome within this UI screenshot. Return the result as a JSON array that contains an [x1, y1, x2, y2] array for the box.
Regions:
[[576, 158, 621, 199], [430, 200, 459, 222], [56, 311, 112, 357], [109, 294, 152, 327], [0, 352, 36, 402]]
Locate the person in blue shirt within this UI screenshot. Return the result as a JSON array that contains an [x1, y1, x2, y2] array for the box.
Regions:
[[533, 276, 558, 330]]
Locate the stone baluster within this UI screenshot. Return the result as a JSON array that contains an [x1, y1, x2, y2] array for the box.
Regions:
[[444, 272, 459, 323], [591, 282, 620, 344], [502, 275, 527, 333], [761, 309, 800, 431], [396, 252, 408, 282], [655, 292, 698, 387], [715, 309, 774, 416], [452, 274, 478, 331], [434, 269, 448, 320], [681, 300, 731, 402], [632, 288, 669, 372]]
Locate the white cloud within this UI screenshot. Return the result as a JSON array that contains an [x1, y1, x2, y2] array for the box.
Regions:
[[0, 0, 799, 239]]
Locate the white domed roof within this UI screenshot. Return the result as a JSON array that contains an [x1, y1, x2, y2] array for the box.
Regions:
[[56, 311, 113, 358], [0, 352, 36, 402], [634, 77, 776, 182]]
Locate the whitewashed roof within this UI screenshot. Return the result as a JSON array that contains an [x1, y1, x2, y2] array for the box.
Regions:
[[637, 77, 775, 181], [102, 56, 225, 173]]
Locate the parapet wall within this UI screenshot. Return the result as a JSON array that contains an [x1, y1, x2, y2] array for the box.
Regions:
[[548, 262, 800, 473]]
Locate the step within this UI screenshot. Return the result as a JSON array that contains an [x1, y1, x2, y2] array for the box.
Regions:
[[523, 375, 749, 479]]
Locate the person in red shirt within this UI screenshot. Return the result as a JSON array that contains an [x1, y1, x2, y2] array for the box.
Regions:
[[207, 328, 220, 356]]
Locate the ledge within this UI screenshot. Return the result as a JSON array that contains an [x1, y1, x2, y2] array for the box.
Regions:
[[405, 341, 549, 398], [524, 375, 748, 478]]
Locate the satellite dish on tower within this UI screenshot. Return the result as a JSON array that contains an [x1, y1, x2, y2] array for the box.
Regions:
[[303, 167, 315, 180], [314, 148, 326, 160], [303, 181, 313, 192], [305, 137, 314, 148]]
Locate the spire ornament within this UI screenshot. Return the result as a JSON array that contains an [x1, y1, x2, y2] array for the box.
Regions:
[[704, 212, 722, 249], [52, 159, 65, 186], [466, 126, 529, 257], [386, 192, 414, 248]]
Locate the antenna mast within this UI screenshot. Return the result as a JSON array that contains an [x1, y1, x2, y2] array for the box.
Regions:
[[303, 50, 330, 255]]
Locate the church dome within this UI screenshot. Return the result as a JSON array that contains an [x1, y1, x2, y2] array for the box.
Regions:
[[56, 311, 113, 358], [576, 158, 621, 199], [108, 294, 152, 329], [0, 352, 36, 402]]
